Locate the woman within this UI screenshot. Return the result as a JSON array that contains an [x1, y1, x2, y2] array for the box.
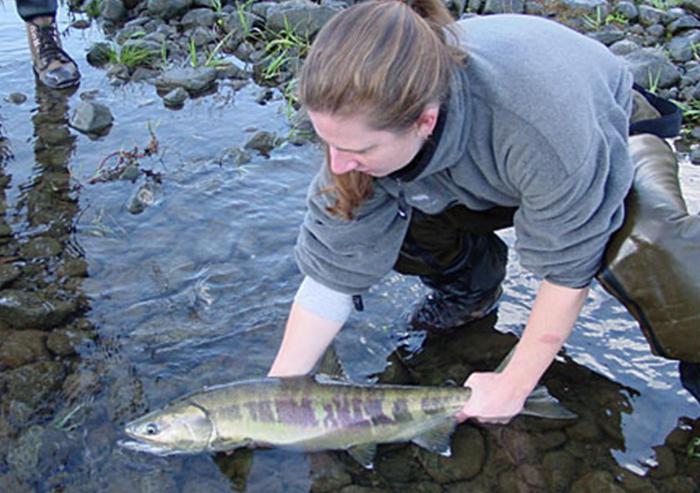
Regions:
[[267, 0, 654, 422]]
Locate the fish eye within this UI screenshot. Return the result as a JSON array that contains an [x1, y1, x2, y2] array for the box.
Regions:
[[145, 423, 160, 436]]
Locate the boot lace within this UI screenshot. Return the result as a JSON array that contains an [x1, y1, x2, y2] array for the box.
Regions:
[[31, 23, 70, 70]]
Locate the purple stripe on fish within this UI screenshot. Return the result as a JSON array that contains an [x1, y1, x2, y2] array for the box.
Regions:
[[275, 398, 318, 427]]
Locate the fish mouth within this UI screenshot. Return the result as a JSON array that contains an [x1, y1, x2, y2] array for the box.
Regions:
[[117, 438, 185, 456]]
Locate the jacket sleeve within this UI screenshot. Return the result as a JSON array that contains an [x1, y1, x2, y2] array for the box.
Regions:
[[508, 123, 633, 289], [294, 168, 411, 294]]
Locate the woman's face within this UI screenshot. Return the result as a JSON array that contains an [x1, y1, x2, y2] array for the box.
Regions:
[[307, 107, 439, 178]]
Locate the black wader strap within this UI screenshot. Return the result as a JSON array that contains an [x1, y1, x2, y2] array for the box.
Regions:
[[629, 83, 683, 138]]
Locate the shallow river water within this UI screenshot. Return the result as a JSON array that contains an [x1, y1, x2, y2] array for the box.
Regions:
[[1, 5, 699, 492]]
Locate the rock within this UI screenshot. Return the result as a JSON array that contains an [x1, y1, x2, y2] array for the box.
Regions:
[[46, 329, 83, 357], [516, 464, 548, 490], [482, 0, 525, 14], [86, 42, 113, 67], [6, 426, 44, 482], [308, 454, 352, 492], [668, 30, 700, 62], [570, 470, 625, 493], [416, 425, 485, 482], [623, 48, 682, 90], [0, 290, 79, 330], [100, 0, 127, 22], [566, 419, 600, 441], [613, 467, 658, 493], [130, 67, 160, 82], [126, 178, 159, 214], [156, 66, 218, 95], [20, 236, 62, 259], [638, 5, 665, 26], [692, 148, 700, 166], [559, 0, 609, 17], [614, 1, 638, 21], [146, 0, 192, 20], [648, 445, 676, 478], [375, 447, 427, 483], [69, 102, 114, 134], [220, 147, 252, 166], [70, 19, 91, 29], [6, 93, 27, 105], [266, 0, 340, 38], [162, 87, 189, 107], [663, 476, 698, 493], [0, 330, 49, 369], [668, 15, 700, 34], [2, 361, 65, 410], [0, 265, 20, 289], [181, 8, 217, 29], [244, 130, 279, 156], [496, 428, 539, 464], [684, 0, 700, 16], [214, 63, 250, 80], [588, 27, 626, 45], [543, 450, 577, 492]]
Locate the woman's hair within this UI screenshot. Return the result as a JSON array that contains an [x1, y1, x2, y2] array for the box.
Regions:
[[299, 0, 464, 220]]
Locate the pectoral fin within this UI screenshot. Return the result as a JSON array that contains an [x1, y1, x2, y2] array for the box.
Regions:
[[522, 385, 577, 420], [347, 444, 377, 469], [411, 419, 457, 457]]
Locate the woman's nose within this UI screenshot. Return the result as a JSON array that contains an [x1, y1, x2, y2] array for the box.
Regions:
[[329, 147, 358, 175]]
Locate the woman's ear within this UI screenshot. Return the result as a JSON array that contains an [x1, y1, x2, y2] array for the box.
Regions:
[[415, 104, 440, 139]]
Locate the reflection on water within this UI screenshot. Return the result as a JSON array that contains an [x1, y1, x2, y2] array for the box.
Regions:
[[0, 5, 699, 492]]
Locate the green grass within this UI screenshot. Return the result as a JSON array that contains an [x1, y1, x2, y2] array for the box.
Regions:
[[261, 19, 310, 81], [673, 99, 700, 127], [647, 68, 662, 94], [84, 0, 101, 18], [108, 44, 158, 70], [583, 7, 628, 30], [688, 437, 700, 459]]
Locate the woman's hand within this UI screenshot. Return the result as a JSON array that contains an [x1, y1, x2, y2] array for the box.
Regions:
[[455, 371, 530, 424]]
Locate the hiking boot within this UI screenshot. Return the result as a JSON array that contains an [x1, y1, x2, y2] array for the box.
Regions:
[[408, 281, 503, 331], [26, 16, 80, 89]]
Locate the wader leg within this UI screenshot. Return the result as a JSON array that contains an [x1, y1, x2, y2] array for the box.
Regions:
[[16, 0, 58, 22], [394, 205, 515, 330]]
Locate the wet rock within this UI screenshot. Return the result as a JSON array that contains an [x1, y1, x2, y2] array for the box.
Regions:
[[535, 430, 567, 451], [516, 463, 548, 490], [496, 428, 539, 464], [130, 67, 160, 82], [543, 450, 577, 492], [417, 425, 485, 482], [2, 360, 64, 414], [0, 474, 32, 493], [20, 236, 62, 259], [570, 470, 624, 493], [6, 426, 43, 482], [623, 48, 682, 90], [308, 454, 352, 493], [648, 445, 676, 478], [46, 329, 84, 357], [0, 290, 79, 330], [147, 0, 192, 20], [69, 101, 114, 134], [162, 87, 189, 107], [86, 41, 114, 67], [6, 93, 27, 105], [126, 178, 159, 214], [566, 418, 600, 441], [100, 0, 127, 22], [267, 0, 339, 38], [57, 258, 88, 279], [220, 147, 252, 166], [156, 66, 218, 95], [0, 264, 20, 288], [483, 0, 525, 14], [375, 446, 427, 483], [244, 130, 280, 156], [663, 476, 698, 493], [181, 8, 217, 29], [71, 18, 91, 29], [0, 330, 49, 368]]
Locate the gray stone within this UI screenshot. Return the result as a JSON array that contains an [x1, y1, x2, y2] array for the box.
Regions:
[[6, 93, 27, 105], [181, 8, 217, 29], [130, 67, 160, 82], [646, 23, 666, 40], [126, 179, 158, 214], [614, 1, 638, 21], [86, 42, 113, 67], [638, 5, 664, 26], [214, 62, 250, 80], [220, 147, 252, 166], [623, 47, 682, 90], [266, 0, 340, 38], [482, 0, 525, 14], [684, 0, 700, 16], [0, 265, 20, 289], [691, 147, 700, 165], [105, 63, 130, 81], [417, 425, 485, 482], [610, 39, 640, 56], [0, 330, 49, 369], [587, 28, 626, 45], [559, 0, 608, 16], [46, 329, 83, 357], [147, 0, 192, 20], [251, 1, 277, 19], [20, 236, 62, 259], [244, 130, 279, 156], [190, 25, 217, 47], [100, 0, 127, 22], [570, 470, 625, 493], [69, 102, 114, 134], [669, 15, 700, 34], [668, 30, 700, 62], [0, 290, 78, 330], [156, 66, 218, 94], [692, 126, 700, 139], [162, 87, 189, 107]]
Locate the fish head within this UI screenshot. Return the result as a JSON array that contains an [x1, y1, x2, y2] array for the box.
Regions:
[[123, 400, 213, 454]]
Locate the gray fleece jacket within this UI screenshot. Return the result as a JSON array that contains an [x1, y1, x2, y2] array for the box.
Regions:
[[295, 14, 635, 294]]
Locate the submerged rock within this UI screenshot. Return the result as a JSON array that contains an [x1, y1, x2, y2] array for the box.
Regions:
[[416, 425, 485, 482], [6, 93, 27, 105], [0, 330, 50, 369], [20, 236, 62, 259], [570, 470, 625, 493], [162, 87, 189, 108], [244, 130, 280, 156], [69, 101, 114, 135], [0, 264, 20, 289], [0, 290, 79, 330]]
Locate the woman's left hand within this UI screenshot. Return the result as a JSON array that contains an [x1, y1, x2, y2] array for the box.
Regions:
[[455, 371, 530, 424]]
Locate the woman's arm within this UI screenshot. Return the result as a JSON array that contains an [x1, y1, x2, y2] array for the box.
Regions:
[[268, 301, 344, 377], [457, 279, 588, 422]]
